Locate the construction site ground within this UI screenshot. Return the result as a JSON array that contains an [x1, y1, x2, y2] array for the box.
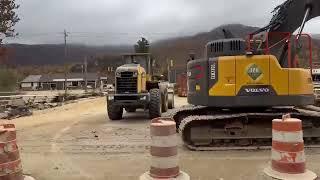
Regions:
[[4, 96, 320, 180]]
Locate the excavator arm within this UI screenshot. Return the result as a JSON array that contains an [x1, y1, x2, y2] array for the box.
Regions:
[[252, 0, 320, 67], [254, 0, 320, 35]]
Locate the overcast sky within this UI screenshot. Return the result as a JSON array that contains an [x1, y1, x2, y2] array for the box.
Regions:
[[4, 0, 320, 45]]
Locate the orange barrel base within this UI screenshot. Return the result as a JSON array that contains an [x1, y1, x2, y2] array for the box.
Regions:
[[0, 171, 23, 180], [140, 171, 190, 180], [264, 166, 317, 180], [1, 174, 36, 180]]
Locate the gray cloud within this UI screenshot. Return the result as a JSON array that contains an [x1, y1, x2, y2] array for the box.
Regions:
[[5, 0, 320, 45]]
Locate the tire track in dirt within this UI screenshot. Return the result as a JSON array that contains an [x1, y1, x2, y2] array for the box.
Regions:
[[50, 114, 95, 179]]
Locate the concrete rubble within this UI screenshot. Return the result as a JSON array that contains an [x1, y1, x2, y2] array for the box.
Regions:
[[0, 98, 33, 120], [0, 92, 103, 120]]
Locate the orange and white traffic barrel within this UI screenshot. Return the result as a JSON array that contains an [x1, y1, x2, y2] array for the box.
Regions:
[[140, 117, 189, 180], [264, 115, 317, 180], [0, 124, 35, 180]]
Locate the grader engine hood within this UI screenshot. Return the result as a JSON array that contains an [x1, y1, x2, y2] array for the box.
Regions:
[[115, 64, 146, 94], [116, 64, 140, 74]]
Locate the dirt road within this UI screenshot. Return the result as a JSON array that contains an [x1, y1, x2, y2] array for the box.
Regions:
[[4, 97, 320, 180]]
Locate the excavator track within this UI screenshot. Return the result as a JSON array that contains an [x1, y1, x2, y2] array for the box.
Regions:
[[165, 105, 320, 151]]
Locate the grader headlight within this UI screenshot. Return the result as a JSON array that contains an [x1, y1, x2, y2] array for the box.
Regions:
[[133, 72, 138, 77]]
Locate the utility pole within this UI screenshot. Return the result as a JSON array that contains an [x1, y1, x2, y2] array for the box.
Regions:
[[167, 59, 170, 82], [84, 56, 88, 93], [63, 30, 68, 98], [166, 59, 173, 82], [94, 57, 103, 93]]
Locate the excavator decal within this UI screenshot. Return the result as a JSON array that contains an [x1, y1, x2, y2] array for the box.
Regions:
[[237, 85, 277, 96], [247, 64, 263, 81]]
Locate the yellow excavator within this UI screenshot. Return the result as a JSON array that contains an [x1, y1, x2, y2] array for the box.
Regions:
[[169, 0, 320, 150]]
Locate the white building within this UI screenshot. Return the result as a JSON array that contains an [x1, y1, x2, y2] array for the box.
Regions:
[[20, 75, 42, 90], [20, 73, 108, 91]]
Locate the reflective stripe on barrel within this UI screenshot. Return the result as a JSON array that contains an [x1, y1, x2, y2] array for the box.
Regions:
[[0, 159, 23, 176], [150, 118, 180, 179], [271, 118, 306, 174], [0, 124, 24, 180]]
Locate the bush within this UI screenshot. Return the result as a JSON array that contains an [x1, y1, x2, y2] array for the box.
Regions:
[[0, 68, 18, 91]]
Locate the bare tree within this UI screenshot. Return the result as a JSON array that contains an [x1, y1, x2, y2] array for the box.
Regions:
[[0, 0, 20, 44]]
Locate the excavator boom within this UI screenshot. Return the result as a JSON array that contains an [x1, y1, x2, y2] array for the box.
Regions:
[[254, 0, 320, 35], [252, 0, 320, 67]]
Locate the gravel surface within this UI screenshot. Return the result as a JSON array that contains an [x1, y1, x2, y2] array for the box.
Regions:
[[4, 97, 320, 180]]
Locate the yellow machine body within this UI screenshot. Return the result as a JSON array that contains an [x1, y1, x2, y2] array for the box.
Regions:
[[188, 55, 315, 107], [137, 65, 147, 93]]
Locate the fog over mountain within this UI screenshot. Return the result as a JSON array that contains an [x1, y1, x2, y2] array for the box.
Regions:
[[5, 0, 320, 45], [5, 24, 320, 67]]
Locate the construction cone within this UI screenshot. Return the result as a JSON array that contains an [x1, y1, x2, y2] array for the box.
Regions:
[[0, 124, 35, 180], [140, 117, 189, 180], [264, 115, 317, 180]]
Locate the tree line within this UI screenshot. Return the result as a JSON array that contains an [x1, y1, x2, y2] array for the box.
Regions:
[[0, 0, 19, 91]]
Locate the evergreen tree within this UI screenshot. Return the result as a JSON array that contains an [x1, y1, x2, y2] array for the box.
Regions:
[[134, 37, 150, 53]]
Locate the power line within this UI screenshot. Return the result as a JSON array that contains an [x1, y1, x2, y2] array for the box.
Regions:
[[6, 31, 194, 38]]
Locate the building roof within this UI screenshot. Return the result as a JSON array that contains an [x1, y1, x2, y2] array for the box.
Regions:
[[122, 53, 151, 56], [39, 73, 104, 82], [21, 75, 42, 83]]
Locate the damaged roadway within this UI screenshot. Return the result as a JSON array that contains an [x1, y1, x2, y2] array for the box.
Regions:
[[3, 97, 320, 180]]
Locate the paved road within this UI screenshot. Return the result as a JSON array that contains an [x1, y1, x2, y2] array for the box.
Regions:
[[5, 97, 320, 180]]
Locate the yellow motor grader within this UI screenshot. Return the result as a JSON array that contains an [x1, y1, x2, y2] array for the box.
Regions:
[[106, 53, 174, 120]]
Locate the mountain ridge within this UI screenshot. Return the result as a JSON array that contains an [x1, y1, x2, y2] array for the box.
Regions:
[[3, 24, 320, 69]]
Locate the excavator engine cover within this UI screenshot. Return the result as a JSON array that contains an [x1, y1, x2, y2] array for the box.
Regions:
[[188, 39, 315, 107], [188, 56, 314, 107]]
